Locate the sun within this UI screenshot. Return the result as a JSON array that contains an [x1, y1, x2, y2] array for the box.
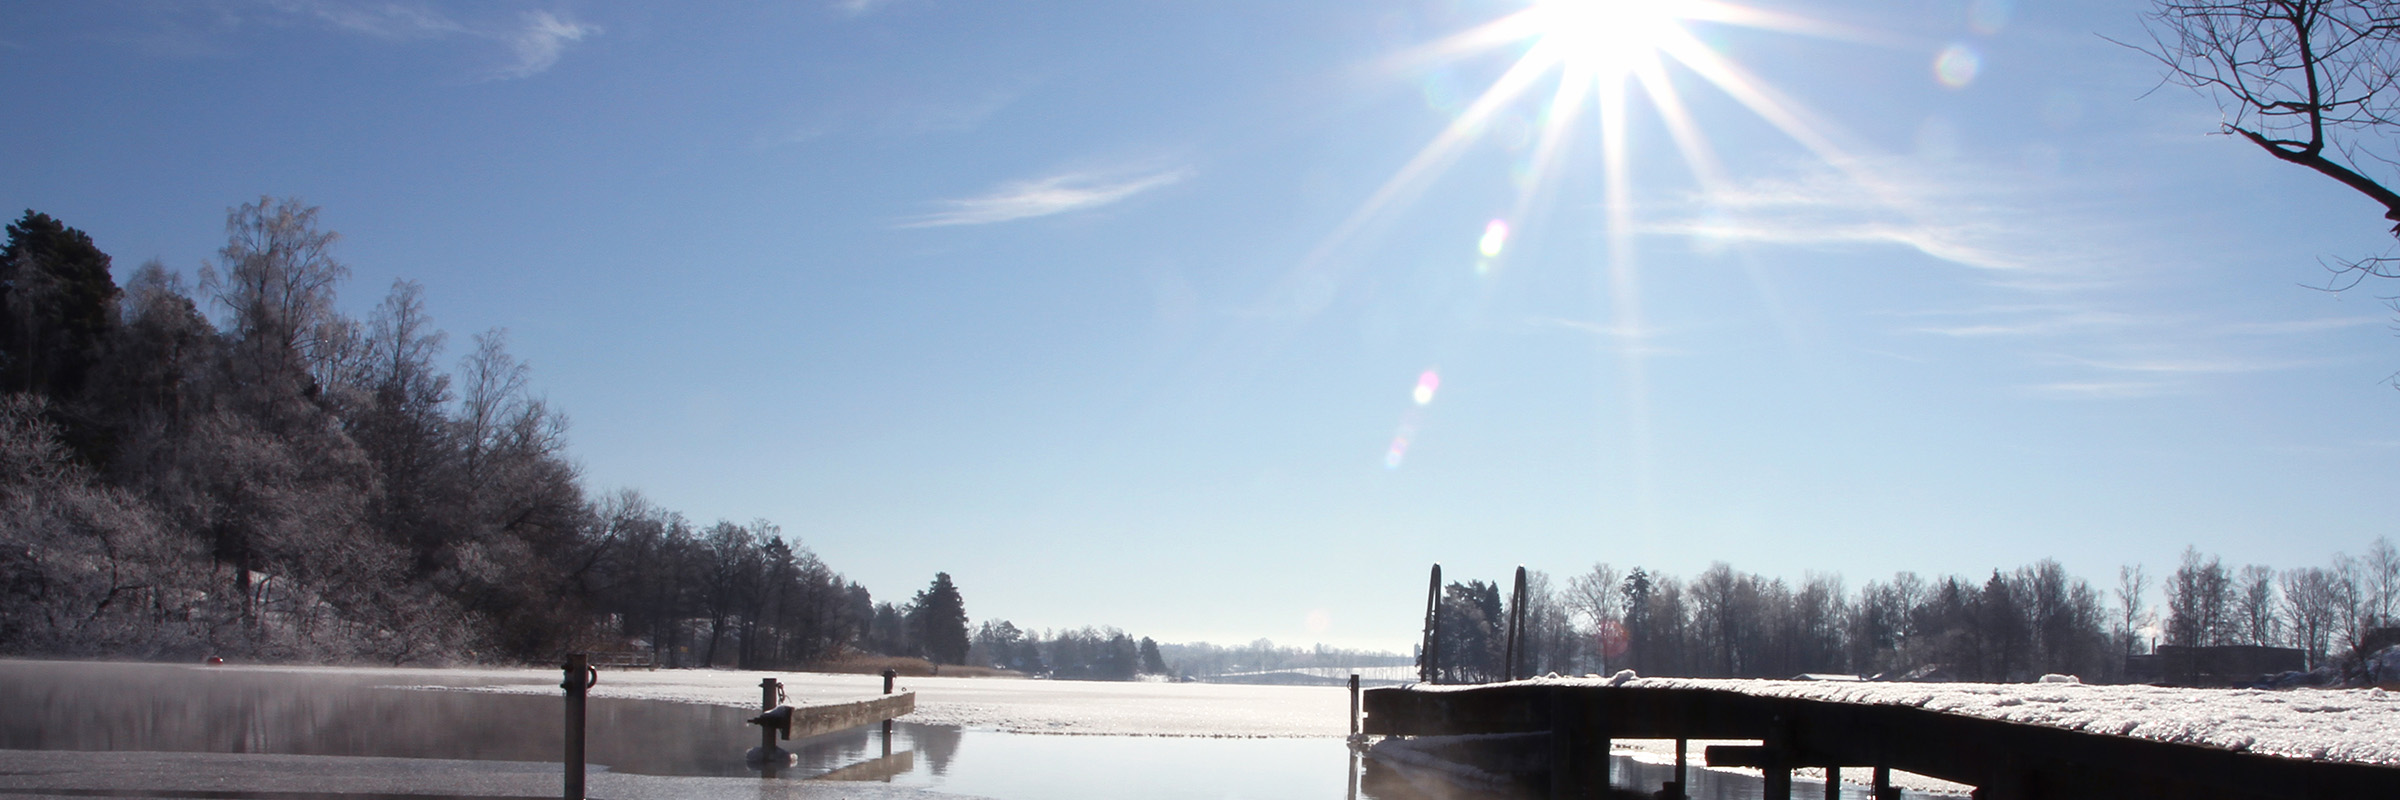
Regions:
[[1324, 0, 1878, 509], [1520, 0, 1695, 79]]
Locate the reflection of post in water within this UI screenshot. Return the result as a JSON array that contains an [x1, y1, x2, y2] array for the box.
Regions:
[[1346, 747, 1360, 800]]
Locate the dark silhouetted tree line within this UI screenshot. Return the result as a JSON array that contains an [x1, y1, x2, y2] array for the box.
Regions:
[[0, 201, 937, 667]]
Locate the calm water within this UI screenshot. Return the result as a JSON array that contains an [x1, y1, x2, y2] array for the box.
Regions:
[[0, 661, 1889, 800]]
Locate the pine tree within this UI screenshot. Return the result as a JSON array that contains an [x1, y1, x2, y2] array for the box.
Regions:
[[908, 572, 970, 665]]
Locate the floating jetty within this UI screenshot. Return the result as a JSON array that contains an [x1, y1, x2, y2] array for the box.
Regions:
[[1361, 678, 2400, 800]]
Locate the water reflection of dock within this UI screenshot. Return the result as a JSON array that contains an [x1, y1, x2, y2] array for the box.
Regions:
[[1363, 681, 2400, 800]]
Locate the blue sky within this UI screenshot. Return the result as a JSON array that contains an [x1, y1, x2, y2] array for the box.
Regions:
[[7, 0, 2400, 652]]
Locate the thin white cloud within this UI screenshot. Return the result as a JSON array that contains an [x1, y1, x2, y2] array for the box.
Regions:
[[2046, 353, 2313, 375], [2023, 380, 2182, 399], [268, 0, 462, 39], [1910, 308, 2146, 338], [2221, 316, 2387, 335], [832, 0, 899, 17], [900, 167, 1193, 228], [202, 2, 597, 80], [1528, 317, 1681, 357], [494, 11, 598, 80], [1641, 159, 2137, 282]]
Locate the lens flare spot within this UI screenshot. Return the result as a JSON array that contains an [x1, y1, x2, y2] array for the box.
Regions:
[[1596, 620, 1630, 660], [1412, 370, 1441, 405], [1305, 609, 1333, 634], [1479, 219, 1510, 258], [1383, 436, 1410, 469], [1934, 44, 1980, 89]]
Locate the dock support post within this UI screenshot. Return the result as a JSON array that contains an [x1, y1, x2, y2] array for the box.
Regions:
[[882, 668, 899, 758], [1421, 564, 1442, 683], [1873, 765, 1894, 800], [1546, 688, 1606, 800], [1349, 674, 1362, 738], [1505, 566, 1528, 681], [1824, 766, 1841, 800], [561, 653, 594, 800], [1667, 738, 1686, 799], [757, 676, 782, 764], [1764, 715, 1792, 800]]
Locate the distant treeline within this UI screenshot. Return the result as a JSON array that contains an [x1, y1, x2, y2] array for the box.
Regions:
[[1425, 542, 2400, 684], [960, 623, 1410, 680]]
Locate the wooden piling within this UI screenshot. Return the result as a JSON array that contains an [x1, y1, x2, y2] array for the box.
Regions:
[[1353, 672, 1372, 735], [1421, 564, 1442, 683], [758, 676, 781, 758], [1763, 715, 1792, 800], [882, 667, 899, 758], [1673, 738, 1688, 799], [561, 654, 594, 800]]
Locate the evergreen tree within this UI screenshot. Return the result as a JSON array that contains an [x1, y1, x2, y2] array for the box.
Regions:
[[907, 572, 970, 665], [0, 211, 118, 402], [1138, 636, 1168, 675]]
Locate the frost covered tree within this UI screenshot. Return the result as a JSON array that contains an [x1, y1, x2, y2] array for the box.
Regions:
[[202, 197, 350, 432]]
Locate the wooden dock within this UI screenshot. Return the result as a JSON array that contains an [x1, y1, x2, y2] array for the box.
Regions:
[[1361, 681, 2400, 800]]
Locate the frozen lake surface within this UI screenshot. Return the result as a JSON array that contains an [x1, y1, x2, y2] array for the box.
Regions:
[[1, 660, 1945, 799]]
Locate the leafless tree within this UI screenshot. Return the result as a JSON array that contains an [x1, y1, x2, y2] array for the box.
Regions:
[[2139, 0, 2400, 285], [2235, 564, 2281, 644], [2117, 564, 2153, 655], [2363, 535, 2400, 625], [2281, 565, 2342, 666], [2165, 547, 2236, 646]]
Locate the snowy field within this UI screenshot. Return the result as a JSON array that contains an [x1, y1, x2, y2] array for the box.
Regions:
[[256, 665, 1353, 738]]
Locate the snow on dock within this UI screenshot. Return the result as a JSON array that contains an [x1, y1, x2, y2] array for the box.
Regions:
[[1503, 675, 2400, 767]]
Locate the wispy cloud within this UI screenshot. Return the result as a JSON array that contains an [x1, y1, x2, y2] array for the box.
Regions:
[[494, 11, 598, 80], [1527, 316, 1680, 356], [183, 2, 598, 79], [2023, 380, 2183, 399], [2044, 353, 2309, 374], [2221, 316, 2387, 335], [1640, 159, 2136, 282], [900, 167, 1193, 228], [831, 0, 900, 17], [1901, 306, 2147, 338], [268, 0, 461, 39]]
